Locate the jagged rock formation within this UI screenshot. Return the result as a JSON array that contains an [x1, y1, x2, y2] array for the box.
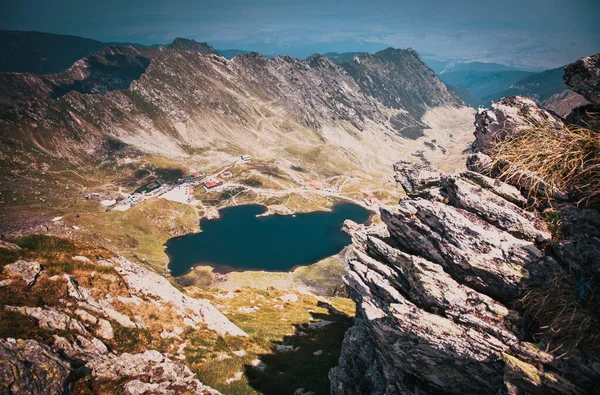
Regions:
[[331, 54, 600, 394], [330, 159, 598, 394], [0, 250, 241, 393], [473, 96, 565, 151], [0, 338, 73, 394], [564, 53, 600, 105]]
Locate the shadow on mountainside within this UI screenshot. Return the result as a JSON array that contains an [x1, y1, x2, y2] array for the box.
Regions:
[[244, 302, 353, 395]]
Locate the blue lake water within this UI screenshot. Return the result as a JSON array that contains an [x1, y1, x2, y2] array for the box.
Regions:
[[165, 202, 370, 275]]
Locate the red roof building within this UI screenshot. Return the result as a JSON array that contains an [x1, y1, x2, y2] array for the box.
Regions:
[[308, 180, 324, 190]]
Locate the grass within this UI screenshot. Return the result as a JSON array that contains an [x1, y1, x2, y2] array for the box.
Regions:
[[489, 117, 600, 206], [184, 287, 355, 394], [521, 270, 600, 355]]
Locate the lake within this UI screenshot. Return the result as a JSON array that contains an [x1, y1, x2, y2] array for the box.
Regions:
[[165, 202, 370, 276]]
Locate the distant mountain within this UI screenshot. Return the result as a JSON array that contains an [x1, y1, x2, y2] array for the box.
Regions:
[[440, 70, 535, 106], [323, 52, 367, 63], [218, 49, 249, 59], [488, 67, 568, 102], [446, 84, 481, 107], [0, 30, 110, 74], [166, 38, 216, 54], [487, 66, 588, 116], [442, 61, 519, 73]]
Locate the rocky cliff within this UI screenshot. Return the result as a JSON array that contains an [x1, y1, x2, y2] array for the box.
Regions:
[[330, 54, 600, 394]]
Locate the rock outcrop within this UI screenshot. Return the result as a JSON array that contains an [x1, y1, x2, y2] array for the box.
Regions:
[[473, 96, 565, 151], [564, 53, 600, 105], [0, 338, 72, 394], [0, 250, 239, 393], [2, 259, 41, 286], [330, 160, 598, 394]]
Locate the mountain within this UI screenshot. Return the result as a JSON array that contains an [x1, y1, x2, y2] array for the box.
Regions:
[[439, 70, 535, 105], [218, 49, 249, 59], [0, 45, 161, 111], [166, 38, 216, 54], [487, 66, 588, 115], [489, 66, 568, 102], [0, 30, 112, 74], [323, 52, 368, 63], [0, 44, 464, 160], [442, 61, 522, 73]]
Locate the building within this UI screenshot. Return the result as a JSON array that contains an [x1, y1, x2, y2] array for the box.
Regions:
[[241, 154, 251, 162], [308, 180, 324, 190], [222, 171, 233, 178], [364, 195, 379, 206], [204, 179, 224, 189]]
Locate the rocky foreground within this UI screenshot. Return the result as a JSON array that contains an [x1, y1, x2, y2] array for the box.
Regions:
[[0, 244, 246, 394], [330, 54, 600, 394]]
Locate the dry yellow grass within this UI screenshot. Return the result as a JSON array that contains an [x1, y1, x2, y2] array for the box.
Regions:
[[489, 118, 600, 206]]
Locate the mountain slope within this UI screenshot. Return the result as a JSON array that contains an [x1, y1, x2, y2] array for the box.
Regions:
[[0, 45, 466, 161], [0, 45, 161, 111], [439, 70, 535, 104], [0, 30, 109, 74]]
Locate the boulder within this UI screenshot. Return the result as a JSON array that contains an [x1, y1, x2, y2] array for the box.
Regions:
[[2, 260, 42, 286], [5, 305, 88, 334]]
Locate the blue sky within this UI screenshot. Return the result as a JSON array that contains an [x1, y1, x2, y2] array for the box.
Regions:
[[2, 0, 599, 69]]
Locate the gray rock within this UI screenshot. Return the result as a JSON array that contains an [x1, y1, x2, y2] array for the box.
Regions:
[[3, 260, 42, 286], [88, 350, 221, 394], [473, 96, 566, 152], [0, 338, 72, 395], [5, 305, 88, 334], [95, 318, 114, 340], [331, 159, 598, 394], [564, 53, 600, 105]]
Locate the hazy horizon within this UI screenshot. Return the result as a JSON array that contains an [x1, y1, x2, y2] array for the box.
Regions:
[[2, 0, 599, 69]]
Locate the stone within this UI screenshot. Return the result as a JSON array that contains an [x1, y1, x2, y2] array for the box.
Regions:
[[5, 305, 88, 334], [88, 350, 220, 394], [250, 358, 267, 372], [112, 256, 247, 336], [95, 318, 114, 340], [237, 306, 259, 313], [72, 255, 93, 264], [473, 96, 566, 152], [313, 350, 323, 356], [278, 293, 299, 303], [0, 338, 72, 395], [226, 371, 243, 384], [330, 157, 599, 394], [307, 320, 333, 330], [74, 308, 98, 325], [274, 344, 296, 353], [564, 53, 600, 105], [3, 260, 42, 286]]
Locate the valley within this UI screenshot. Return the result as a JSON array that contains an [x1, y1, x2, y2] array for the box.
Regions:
[[3, 24, 597, 394]]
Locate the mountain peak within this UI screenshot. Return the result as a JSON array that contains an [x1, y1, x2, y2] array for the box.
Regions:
[[166, 38, 216, 54]]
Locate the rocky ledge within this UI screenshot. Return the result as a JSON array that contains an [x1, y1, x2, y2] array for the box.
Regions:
[[330, 158, 599, 394]]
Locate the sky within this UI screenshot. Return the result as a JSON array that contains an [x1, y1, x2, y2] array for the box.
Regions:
[[1, 0, 600, 69]]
